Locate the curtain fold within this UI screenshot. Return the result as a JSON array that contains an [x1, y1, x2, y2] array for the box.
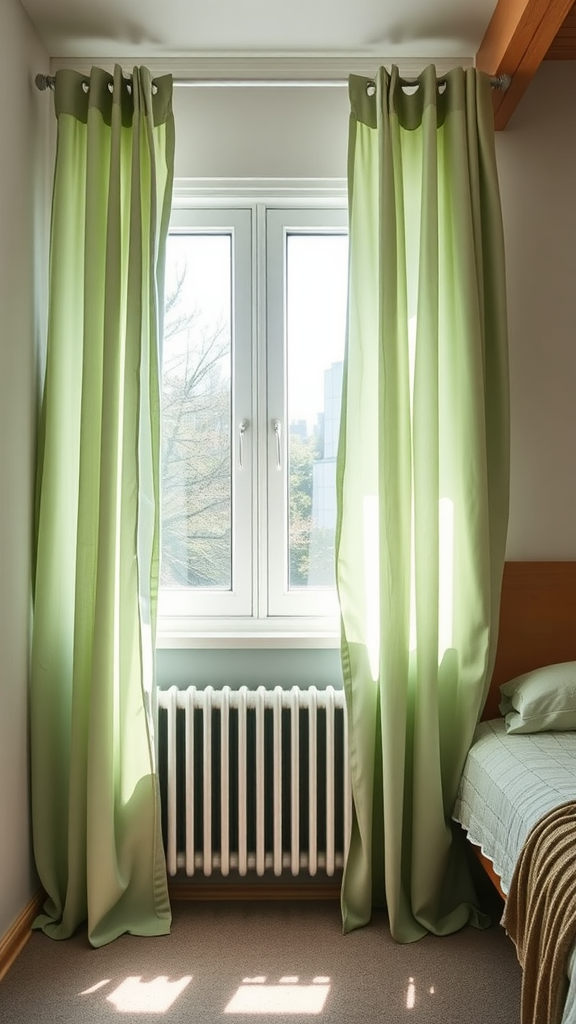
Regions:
[[31, 65, 175, 947], [336, 65, 510, 942]]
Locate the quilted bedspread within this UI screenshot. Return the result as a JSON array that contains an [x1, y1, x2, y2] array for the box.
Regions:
[[453, 719, 576, 1024]]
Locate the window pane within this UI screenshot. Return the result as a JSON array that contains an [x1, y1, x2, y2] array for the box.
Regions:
[[286, 233, 348, 590], [161, 233, 232, 589]]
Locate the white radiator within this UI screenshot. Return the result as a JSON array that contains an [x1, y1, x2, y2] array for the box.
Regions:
[[157, 685, 351, 878]]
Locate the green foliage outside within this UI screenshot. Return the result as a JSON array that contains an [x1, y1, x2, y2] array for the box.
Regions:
[[289, 431, 336, 589]]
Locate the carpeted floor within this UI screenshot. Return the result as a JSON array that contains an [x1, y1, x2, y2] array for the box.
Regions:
[[0, 895, 521, 1023]]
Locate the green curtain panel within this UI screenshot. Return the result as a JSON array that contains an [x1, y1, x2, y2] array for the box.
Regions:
[[336, 65, 510, 943], [31, 66, 175, 946]]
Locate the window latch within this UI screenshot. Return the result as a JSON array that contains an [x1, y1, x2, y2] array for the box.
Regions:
[[239, 419, 249, 469], [273, 420, 282, 470]]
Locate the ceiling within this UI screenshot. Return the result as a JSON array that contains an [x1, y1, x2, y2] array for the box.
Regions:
[[20, 0, 501, 60], [21, 0, 576, 129]]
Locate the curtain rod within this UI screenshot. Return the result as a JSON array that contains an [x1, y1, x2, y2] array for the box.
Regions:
[[35, 72, 512, 92]]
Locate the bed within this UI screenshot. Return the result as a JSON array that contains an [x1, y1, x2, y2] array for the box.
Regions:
[[452, 561, 576, 1024]]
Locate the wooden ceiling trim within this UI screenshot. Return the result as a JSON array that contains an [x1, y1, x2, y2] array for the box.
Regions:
[[476, 0, 576, 129]]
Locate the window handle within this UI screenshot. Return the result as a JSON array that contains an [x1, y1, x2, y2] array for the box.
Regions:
[[239, 419, 249, 469], [273, 420, 282, 469]]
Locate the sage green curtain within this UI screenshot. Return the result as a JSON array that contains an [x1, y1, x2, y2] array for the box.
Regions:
[[336, 66, 510, 943], [30, 66, 175, 947]]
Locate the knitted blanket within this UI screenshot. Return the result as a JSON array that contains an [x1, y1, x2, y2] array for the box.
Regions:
[[502, 801, 576, 1024]]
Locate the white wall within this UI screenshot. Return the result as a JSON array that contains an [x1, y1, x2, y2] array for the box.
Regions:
[[173, 84, 349, 178], [0, 0, 50, 939], [495, 61, 576, 559]]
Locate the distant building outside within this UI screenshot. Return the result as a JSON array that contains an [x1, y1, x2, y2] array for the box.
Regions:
[[308, 361, 343, 586], [311, 361, 343, 530]]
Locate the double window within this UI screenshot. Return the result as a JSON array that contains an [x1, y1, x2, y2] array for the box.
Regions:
[[158, 199, 348, 641]]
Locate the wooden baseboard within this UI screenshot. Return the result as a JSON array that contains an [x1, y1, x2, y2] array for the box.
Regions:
[[0, 893, 44, 984], [169, 882, 341, 901]]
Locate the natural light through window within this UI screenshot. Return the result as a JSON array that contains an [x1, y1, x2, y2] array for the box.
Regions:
[[408, 314, 417, 655], [107, 976, 192, 1013], [438, 497, 454, 660], [407, 316, 454, 663], [162, 232, 232, 592], [81, 980, 111, 994], [224, 975, 331, 1014], [159, 204, 348, 626], [364, 495, 380, 681], [404, 976, 436, 1010], [360, 314, 456, 675], [286, 232, 348, 592], [80, 975, 192, 1013]]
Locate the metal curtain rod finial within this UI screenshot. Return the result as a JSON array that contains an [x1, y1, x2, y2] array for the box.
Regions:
[[492, 73, 512, 90], [384, 71, 511, 91], [35, 73, 55, 90]]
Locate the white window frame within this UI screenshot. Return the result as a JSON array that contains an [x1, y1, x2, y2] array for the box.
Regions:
[[266, 208, 347, 618], [158, 207, 254, 619], [157, 180, 347, 648]]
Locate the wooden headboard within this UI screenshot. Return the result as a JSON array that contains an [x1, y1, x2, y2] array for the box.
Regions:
[[481, 561, 576, 721]]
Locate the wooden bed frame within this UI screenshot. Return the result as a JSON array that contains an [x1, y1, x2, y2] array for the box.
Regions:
[[471, 560, 576, 898], [482, 561, 576, 722]]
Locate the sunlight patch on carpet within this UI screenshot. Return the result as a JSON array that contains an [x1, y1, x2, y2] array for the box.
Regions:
[[81, 980, 111, 995], [105, 975, 192, 1012], [225, 975, 330, 1014], [404, 977, 437, 1010]]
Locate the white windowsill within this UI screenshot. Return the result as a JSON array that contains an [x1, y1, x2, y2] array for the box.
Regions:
[[156, 616, 341, 649]]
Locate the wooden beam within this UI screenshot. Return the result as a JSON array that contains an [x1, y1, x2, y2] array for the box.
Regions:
[[545, 1, 576, 57], [476, 0, 575, 129]]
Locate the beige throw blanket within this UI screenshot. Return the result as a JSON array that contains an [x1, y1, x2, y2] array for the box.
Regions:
[[502, 801, 576, 1024]]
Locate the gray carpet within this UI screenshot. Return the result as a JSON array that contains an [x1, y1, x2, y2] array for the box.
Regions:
[[0, 897, 521, 1022]]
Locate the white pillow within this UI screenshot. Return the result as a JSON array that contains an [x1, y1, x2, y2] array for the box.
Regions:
[[499, 662, 576, 734]]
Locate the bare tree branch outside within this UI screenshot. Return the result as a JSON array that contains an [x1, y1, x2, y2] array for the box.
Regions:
[[160, 243, 232, 589]]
